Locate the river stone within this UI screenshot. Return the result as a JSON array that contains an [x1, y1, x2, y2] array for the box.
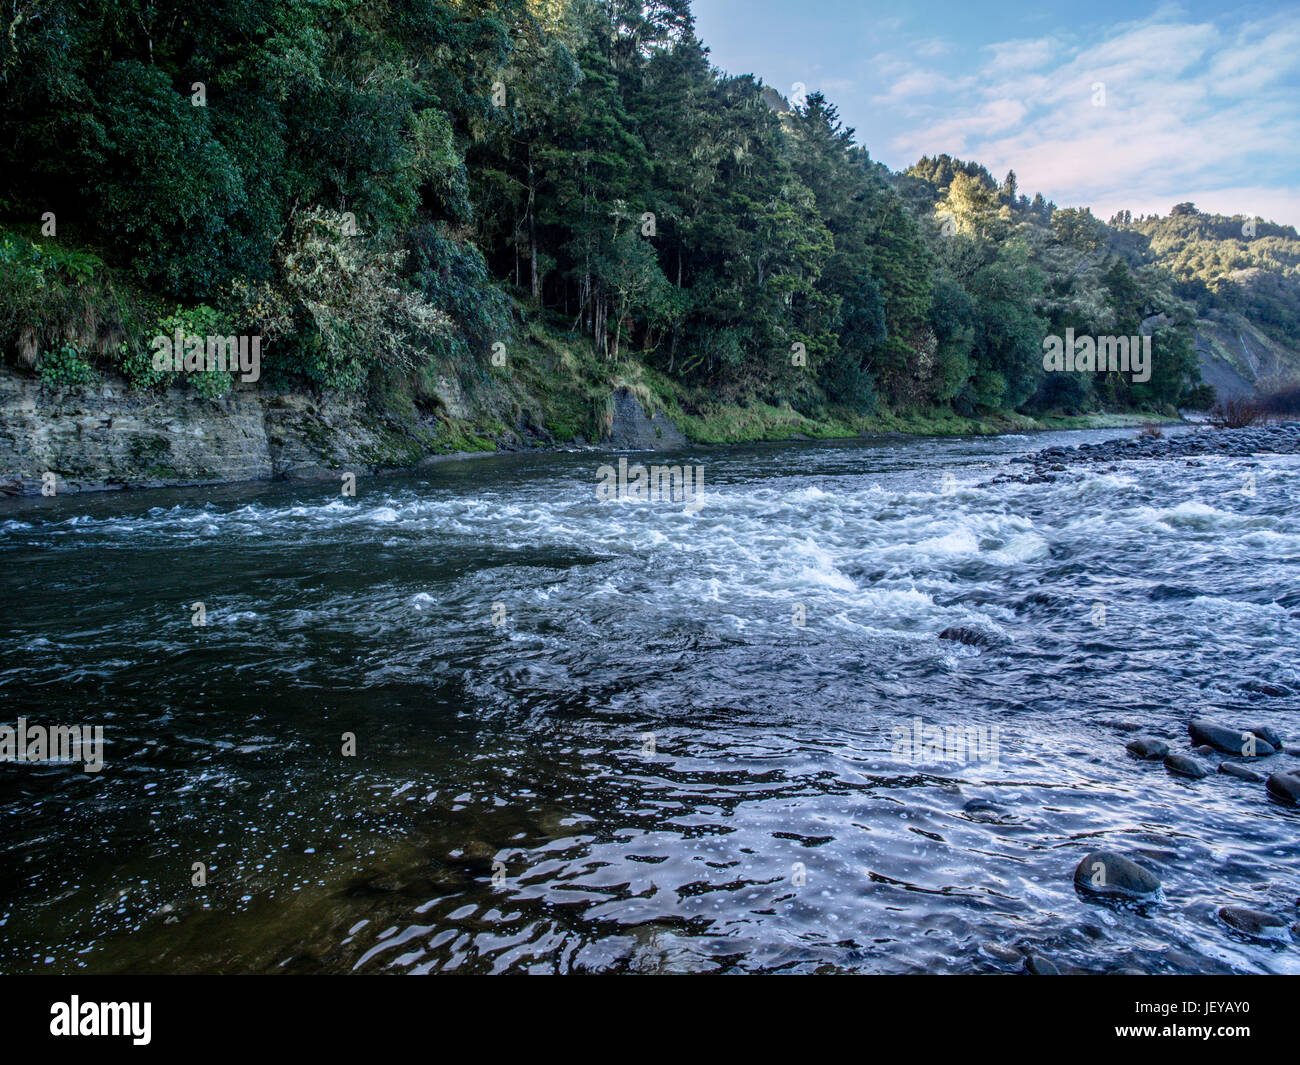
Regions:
[[938, 625, 995, 648], [1250, 725, 1285, 750], [1188, 718, 1276, 757], [981, 941, 1020, 964], [1074, 851, 1162, 898], [1265, 770, 1300, 802], [1024, 953, 1059, 975], [1126, 736, 1169, 760], [1218, 906, 1289, 939], [1164, 753, 1210, 779], [1219, 762, 1265, 782]]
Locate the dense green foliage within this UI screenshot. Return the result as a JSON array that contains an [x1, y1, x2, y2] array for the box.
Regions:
[[0, 0, 1244, 417], [1108, 207, 1300, 346]]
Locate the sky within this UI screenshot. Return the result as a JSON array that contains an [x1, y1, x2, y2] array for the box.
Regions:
[[690, 0, 1300, 227]]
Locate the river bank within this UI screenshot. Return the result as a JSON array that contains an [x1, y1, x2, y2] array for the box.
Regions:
[[0, 364, 1184, 498]]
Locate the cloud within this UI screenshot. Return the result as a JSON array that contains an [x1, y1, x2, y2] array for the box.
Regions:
[[879, 9, 1300, 225], [981, 37, 1059, 78], [818, 77, 856, 94]]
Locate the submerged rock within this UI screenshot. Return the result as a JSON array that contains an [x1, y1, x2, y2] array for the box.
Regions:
[[1126, 736, 1170, 760], [1164, 753, 1210, 779], [1218, 906, 1289, 939], [962, 798, 1006, 818], [938, 625, 997, 649], [1074, 851, 1162, 898], [981, 941, 1021, 964], [1265, 770, 1300, 802], [1250, 725, 1285, 750], [1241, 680, 1292, 697], [1024, 953, 1059, 975], [1219, 762, 1265, 782], [1189, 718, 1276, 757]]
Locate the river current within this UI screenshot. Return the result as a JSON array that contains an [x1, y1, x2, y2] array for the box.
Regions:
[[1, 427, 1297, 973]]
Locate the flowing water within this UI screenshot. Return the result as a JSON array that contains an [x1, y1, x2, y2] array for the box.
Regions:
[[2, 428, 1298, 974]]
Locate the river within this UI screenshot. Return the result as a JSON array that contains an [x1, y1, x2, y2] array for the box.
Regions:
[[1, 426, 1297, 973]]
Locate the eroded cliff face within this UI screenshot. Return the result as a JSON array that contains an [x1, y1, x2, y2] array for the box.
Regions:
[[602, 387, 689, 451], [0, 372, 691, 496], [0, 373, 450, 495], [1194, 313, 1300, 400]]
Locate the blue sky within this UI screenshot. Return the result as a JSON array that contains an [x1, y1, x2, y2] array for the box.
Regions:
[[691, 0, 1300, 226]]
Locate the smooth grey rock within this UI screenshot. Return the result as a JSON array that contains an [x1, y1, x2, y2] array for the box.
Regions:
[[1219, 762, 1265, 782], [1165, 753, 1210, 779], [1265, 770, 1300, 802], [1219, 906, 1288, 939], [1024, 953, 1059, 975], [1189, 718, 1276, 757], [1250, 725, 1285, 750], [981, 941, 1020, 963], [1126, 736, 1170, 760], [1074, 851, 1162, 898]]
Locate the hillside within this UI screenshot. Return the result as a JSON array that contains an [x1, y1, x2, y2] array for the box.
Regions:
[[1109, 207, 1300, 397], [0, 0, 1295, 492]]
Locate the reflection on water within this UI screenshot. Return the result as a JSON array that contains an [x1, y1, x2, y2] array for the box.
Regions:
[[1, 428, 1298, 973]]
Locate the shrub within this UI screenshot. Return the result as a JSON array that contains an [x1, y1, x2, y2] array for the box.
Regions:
[[279, 209, 451, 390], [1256, 384, 1300, 417], [409, 224, 512, 367], [121, 305, 233, 396], [0, 230, 125, 370], [38, 343, 97, 387], [1209, 397, 1264, 429]]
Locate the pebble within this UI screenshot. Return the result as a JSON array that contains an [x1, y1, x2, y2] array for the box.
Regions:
[[1250, 725, 1285, 750]]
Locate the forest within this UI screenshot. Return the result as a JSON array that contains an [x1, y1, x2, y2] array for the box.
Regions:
[[4, 0, 1293, 439]]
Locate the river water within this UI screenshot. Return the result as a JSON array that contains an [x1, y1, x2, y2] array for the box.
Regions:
[[2, 427, 1297, 974]]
